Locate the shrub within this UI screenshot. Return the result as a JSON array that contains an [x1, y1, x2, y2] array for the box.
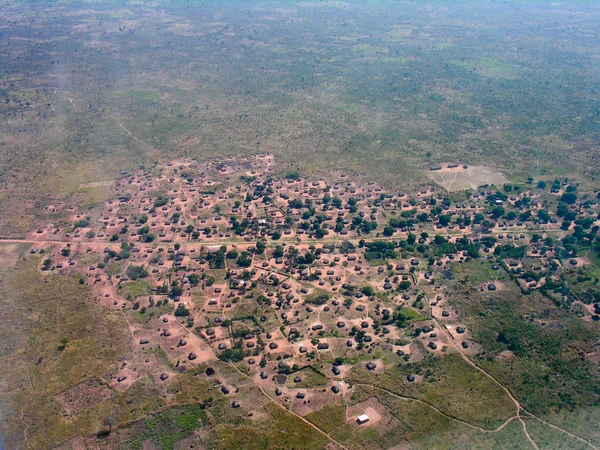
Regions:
[[126, 265, 148, 280], [175, 306, 190, 317]]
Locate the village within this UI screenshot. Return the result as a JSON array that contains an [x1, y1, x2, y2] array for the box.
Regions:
[[25, 154, 600, 428]]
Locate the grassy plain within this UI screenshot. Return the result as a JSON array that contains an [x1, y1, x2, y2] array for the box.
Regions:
[[441, 267, 600, 446], [0, 253, 136, 449], [1, 0, 600, 237]]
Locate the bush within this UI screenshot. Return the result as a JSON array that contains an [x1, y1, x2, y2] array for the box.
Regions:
[[169, 285, 184, 299], [383, 226, 394, 237], [561, 192, 577, 205], [74, 219, 90, 228], [154, 196, 169, 207], [126, 265, 148, 280], [398, 280, 411, 290], [361, 286, 375, 296], [188, 274, 200, 286], [219, 348, 246, 362], [174, 306, 190, 317], [236, 252, 252, 268], [305, 294, 330, 305]]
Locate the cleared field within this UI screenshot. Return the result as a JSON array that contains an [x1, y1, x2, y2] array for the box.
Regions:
[[426, 166, 509, 191]]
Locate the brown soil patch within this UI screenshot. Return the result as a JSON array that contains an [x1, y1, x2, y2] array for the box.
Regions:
[[346, 396, 400, 433], [56, 377, 114, 416]]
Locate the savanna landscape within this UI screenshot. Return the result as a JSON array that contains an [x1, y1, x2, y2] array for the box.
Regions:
[[0, 1, 599, 449]]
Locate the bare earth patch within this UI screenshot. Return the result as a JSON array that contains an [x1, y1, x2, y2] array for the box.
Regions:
[[347, 397, 387, 427], [426, 165, 508, 191], [56, 377, 114, 417], [79, 180, 114, 188]]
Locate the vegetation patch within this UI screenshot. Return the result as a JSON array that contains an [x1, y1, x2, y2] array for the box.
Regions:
[[215, 403, 331, 449], [305, 403, 346, 433], [346, 354, 516, 429]]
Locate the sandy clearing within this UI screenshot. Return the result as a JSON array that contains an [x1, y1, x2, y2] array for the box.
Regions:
[[426, 165, 508, 191]]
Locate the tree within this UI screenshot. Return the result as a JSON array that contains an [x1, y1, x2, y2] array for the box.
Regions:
[[126, 265, 148, 280], [273, 246, 284, 258], [314, 228, 327, 239], [561, 192, 577, 205], [169, 285, 183, 299], [237, 252, 252, 268], [74, 218, 90, 228], [57, 337, 68, 351], [399, 280, 411, 290], [174, 306, 190, 317], [538, 209, 551, 223], [491, 206, 505, 219], [103, 417, 116, 433], [189, 274, 200, 286], [219, 348, 246, 362], [306, 294, 330, 305], [438, 214, 452, 227], [288, 199, 303, 209], [154, 196, 169, 207], [361, 285, 375, 296]]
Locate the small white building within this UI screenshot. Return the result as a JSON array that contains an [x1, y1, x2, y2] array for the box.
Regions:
[[357, 414, 370, 425]]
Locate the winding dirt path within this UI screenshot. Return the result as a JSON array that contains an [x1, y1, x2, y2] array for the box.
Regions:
[[227, 362, 348, 450], [355, 383, 519, 434], [445, 171, 459, 192], [114, 119, 161, 153], [413, 274, 596, 450], [20, 408, 33, 450]]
